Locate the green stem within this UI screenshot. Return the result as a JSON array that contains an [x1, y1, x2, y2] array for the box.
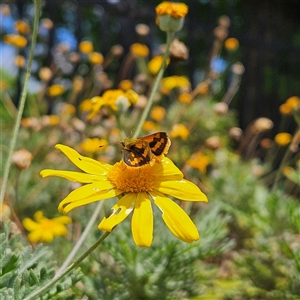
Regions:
[[0, 0, 42, 205], [24, 231, 111, 300], [133, 31, 174, 138]]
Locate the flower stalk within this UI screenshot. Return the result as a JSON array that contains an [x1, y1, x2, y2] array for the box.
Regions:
[[133, 31, 174, 138]]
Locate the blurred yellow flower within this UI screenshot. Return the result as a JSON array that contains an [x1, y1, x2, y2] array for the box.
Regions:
[[3, 34, 27, 48], [130, 43, 150, 57], [59, 103, 76, 118], [156, 1, 188, 18], [124, 89, 139, 104], [88, 89, 138, 118], [143, 121, 160, 132], [80, 99, 94, 112], [148, 56, 170, 76], [47, 84, 65, 97], [14, 20, 30, 34], [279, 103, 292, 115], [274, 132, 292, 147], [79, 40, 94, 54], [224, 38, 239, 51], [22, 211, 72, 243], [89, 52, 104, 65], [88, 90, 124, 118], [178, 93, 192, 103], [119, 79, 133, 91], [170, 124, 190, 140], [150, 106, 166, 122], [14, 55, 26, 68], [40, 144, 208, 247], [156, 2, 188, 32], [285, 96, 300, 110], [161, 75, 190, 91], [187, 152, 211, 174], [79, 138, 108, 154]]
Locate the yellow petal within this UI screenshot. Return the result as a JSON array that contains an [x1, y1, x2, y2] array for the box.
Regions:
[[154, 179, 208, 202], [40, 230, 55, 243], [152, 157, 183, 180], [40, 170, 105, 183], [98, 193, 135, 232], [33, 210, 44, 221], [131, 193, 153, 247], [88, 97, 105, 119], [22, 218, 39, 231], [28, 230, 43, 243], [151, 191, 200, 242], [55, 144, 111, 175], [52, 224, 68, 236], [58, 182, 121, 213], [61, 188, 122, 213], [52, 215, 72, 224]]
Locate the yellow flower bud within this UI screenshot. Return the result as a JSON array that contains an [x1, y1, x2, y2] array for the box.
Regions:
[[79, 40, 93, 54], [170, 124, 189, 140], [150, 106, 166, 122], [130, 43, 149, 57], [274, 132, 292, 147], [89, 52, 104, 65], [47, 84, 65, 97], [224, 38, 239, 51]]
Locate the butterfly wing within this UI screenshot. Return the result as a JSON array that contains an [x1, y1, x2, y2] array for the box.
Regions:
[[139, 132, 171, 160], [122, 140, 152, 167]]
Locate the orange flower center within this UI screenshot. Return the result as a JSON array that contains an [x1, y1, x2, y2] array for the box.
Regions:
[[107, 161, 155, 193]]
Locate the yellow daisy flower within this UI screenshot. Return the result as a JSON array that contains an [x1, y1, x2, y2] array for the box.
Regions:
[[88, 89, 138, 118], [40, 144, 208, 247], [22, 211, 72, 243]]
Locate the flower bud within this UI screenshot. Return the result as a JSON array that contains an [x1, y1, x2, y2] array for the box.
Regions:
[[155, 2, 188, 32]]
